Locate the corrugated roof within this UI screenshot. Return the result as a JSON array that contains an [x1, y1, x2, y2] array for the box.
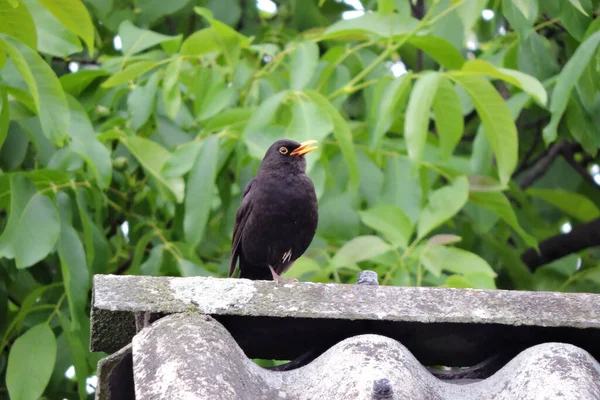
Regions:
[[91, 274, 600, 399]]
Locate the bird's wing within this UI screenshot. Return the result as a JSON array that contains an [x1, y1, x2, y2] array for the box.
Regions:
[[229, 179, 254, 277]]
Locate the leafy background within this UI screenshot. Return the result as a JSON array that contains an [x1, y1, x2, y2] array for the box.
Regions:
[[1, 0, 600, 398]]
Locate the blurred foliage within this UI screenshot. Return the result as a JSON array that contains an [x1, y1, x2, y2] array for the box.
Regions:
[[0, 0, 600, 398]]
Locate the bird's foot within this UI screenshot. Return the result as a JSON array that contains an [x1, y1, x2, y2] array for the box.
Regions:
[[269, 265, 298, 285], [276, 277, 299, 285]]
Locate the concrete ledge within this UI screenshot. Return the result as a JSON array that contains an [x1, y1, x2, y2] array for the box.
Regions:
[[131, 313, 600, 400], [91, 275, 600, 364]]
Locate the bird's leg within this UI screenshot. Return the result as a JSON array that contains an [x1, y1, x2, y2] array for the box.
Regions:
[[268, 265, 298, 285]]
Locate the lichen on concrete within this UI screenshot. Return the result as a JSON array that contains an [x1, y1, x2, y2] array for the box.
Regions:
[[169, 276, 257, 314]]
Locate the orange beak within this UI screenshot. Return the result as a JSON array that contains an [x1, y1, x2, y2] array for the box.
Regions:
[[290, 140, 318, 156]]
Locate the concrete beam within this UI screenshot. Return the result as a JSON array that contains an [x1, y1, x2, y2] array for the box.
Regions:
[[91, 275, 600, 365]]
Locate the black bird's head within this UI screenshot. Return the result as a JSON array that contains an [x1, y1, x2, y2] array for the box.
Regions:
[[258, 139, 318, 174]]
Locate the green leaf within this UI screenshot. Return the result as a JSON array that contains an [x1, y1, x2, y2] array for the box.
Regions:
[[243, 91, 288, 157], [0, 0, 36, 49], [452, 74, 518, 185], [378, 0, 394, 14], [118, 20, 181, 56], [517, 33, 559, 81], [359, 204, 413, 248], [195, 81, 234, 122], [0, 281, 7, 335], [446, 273, 496, 289], [565, 95, 597, 156], [422, 245, 497, 277], [137, 0, 193, 24], [290, 41, 319, 90], [567, 0, 589, 16], [304, 90, 360, 190], [184, 135, 219, 247], [368, 72, 412, 148], [74, 188, 94, 271], [380, 155, 422, 223], [141, 245, 165, 275], [22, 0, 81, 57], [469, 191, 538, 248], [459, 60, 547, 105], [456, 0, 487, 37], [510, 0, 534, 19], [67, 96, 112, 188], [405, 72, 441, 162], [444, 274, 474, 288], [38, 0, 94, 54], [503, 0, 536, 38], [193, 7, 251, 68], [121, 136, 185, 202], [6, 323, 56, 400], [57, 314, 89, 400], [332, 235, 392, 268], [60, 69, 109, 96], [323, 12, 419, 39], [286, 99, 333, 171], [101, 60, 163, 88], [0, 87, 9, 149], [162, 141, 203, 178], [433, 77, 464, 160], [57, 217, 89, 330], [178, 259, 213, 277], [560, 2, 591, 41], [162, 58, 182, 119], [0, 34, 69, 145], [544, 31, 600, 143], [285, 257, 323, 280], [417, 176, 469, 239], [318, 192, 360, 240], [428, 234, 462, 246], [561, 266, 600, 293], [180, 28, 221, 56], [528, 188, 600, 222], [128, 231, 155, 275], [0, 174, 60, 268], [128, 71, 160, 131], [408, 36, 465, 70]]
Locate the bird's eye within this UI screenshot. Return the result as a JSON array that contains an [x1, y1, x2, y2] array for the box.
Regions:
[[279, 146, 288, 155]]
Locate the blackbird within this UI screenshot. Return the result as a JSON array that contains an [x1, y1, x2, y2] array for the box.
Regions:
[[229, 139, 319, 282]]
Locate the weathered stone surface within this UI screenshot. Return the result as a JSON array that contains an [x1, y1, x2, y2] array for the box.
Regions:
[[92, 275, 600, 365], [132, 313, 600, 400], [95, 344, 134, 400]]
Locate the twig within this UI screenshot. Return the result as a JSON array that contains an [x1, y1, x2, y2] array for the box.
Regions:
[[519, 141, 567, 189], [495, 81, 510, 100], [561, 147, 600, 188], [166, 17, 176, 35], [412, 0, 425, 71], [188, 13, 197, 35]]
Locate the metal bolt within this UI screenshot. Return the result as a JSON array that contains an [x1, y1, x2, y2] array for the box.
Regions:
[[372, 378, 393, 399], [357, 270, 379, 285]]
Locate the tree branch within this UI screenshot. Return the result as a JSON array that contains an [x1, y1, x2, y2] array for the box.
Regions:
[[519, 141, 567, 190], [521, 218, 600, 270]]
